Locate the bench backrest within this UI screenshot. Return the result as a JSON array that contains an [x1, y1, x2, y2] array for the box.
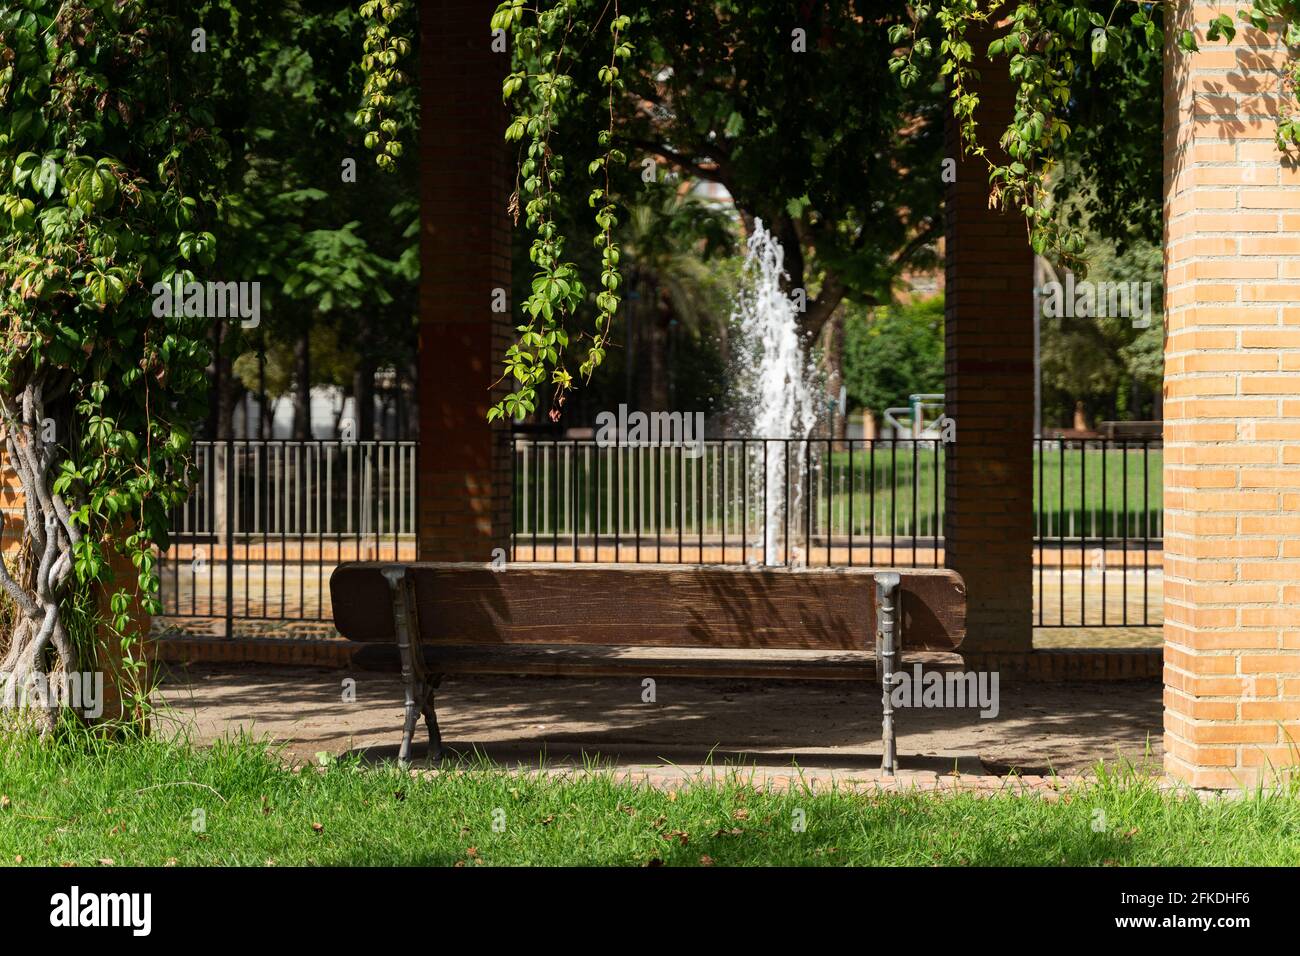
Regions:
[[331, 563, 965, 652]]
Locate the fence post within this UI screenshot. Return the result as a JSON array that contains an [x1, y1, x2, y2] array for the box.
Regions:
[[224, 436, 235, 640]]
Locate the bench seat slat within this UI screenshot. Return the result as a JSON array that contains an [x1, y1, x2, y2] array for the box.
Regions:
[[331, 562, 965, 652]]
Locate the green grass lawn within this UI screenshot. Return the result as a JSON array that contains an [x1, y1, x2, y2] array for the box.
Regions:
[[1, 733, 1297, 866], [822, 445, 1163, 540]]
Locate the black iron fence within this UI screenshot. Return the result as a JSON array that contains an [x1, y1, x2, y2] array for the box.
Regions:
[[511, 436, 1163, 627], [153, 435, 1162, 634], [1032, 438, 1163, 627], [157, 440, 416, 630]]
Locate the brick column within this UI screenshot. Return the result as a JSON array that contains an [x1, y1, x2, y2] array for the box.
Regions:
[[1163, 1, 1300, 788], [944, 34, 1036, 653], [97, 539, 152, 725], [418, 0, 512, 561]]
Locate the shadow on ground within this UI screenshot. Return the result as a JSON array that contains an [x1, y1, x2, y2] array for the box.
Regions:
[[156, 661, 1162, 777]]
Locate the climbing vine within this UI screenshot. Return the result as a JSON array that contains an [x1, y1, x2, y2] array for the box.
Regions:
[[487, 0, 629, 422], [356, 0, 413, 170], [0, 1, 220, 729], [486, 1, 1300, 419], [889, 1, 1300, 273], [1182, 2, 1300, 146], [890, 2, 1160, 272]]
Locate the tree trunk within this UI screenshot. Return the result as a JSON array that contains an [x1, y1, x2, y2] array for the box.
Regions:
[[292, 329, 312, 440], [647, 292, 672, 411], [353, 360, 377, 441], [210, 321, 240, 538], [624, 279, 639, 410], [403, 359, 418, 439], [819, 306, 847, 442], [0, 380, 82, 733], [395, 368, 407, 440], [205, 317, 222, 439], [215, 354, 239, 442]]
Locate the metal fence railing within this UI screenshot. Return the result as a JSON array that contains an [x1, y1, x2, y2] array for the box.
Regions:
[[149, 435, 1162, 634], [157, 440, 417, 629], [1033, 437, 1163, 628], [511, 436, 1164, 627], [512, 437, 944, 567]]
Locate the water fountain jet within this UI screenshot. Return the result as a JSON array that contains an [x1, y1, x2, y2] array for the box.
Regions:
[[727, 220, 821, 565]]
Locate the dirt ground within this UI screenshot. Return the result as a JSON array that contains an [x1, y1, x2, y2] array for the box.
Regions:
[[156, 662, 1163, 779]]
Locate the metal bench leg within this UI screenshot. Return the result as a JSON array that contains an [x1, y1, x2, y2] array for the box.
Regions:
[[420, 676, 443, 763], [399, 680, 419, 766], [382, 566, 420, 767], [875, 572, 901, 776]]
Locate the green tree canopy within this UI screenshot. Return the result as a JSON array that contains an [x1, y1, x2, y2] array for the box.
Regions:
[[843, 296, 944, 417], [492, 0, 945, 419]]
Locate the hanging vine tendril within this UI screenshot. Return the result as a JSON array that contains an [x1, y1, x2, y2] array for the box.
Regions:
[[890, 1, 1300, 274], [482, 1, 1300, 422], [356, 0, 413, 171], [488, 0, 630, 423]]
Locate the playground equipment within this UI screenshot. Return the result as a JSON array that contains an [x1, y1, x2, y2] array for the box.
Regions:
[[883, 393, 946, 439]]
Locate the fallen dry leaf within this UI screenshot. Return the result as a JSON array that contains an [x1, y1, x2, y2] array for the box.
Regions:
[[698, 855, 714, 867]]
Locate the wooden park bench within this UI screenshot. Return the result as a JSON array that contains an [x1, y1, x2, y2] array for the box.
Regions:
[[329, 563, 966, 774]]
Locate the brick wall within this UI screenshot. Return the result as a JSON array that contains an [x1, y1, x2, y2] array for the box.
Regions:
[[417, 0, 513, 562], [1, 455, 20, 558], [1163, 1, 1300, 788], [944, 29, 1036, 654]]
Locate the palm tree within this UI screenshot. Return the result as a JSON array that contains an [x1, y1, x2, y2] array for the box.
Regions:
[[618, 182, 737, 411]]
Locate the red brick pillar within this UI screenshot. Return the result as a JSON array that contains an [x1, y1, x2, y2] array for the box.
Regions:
[[418, 0, 512, 561], [944, 35, 1036, 653], [97, 538, 152, 725], [1163, 1, 1300, 788]]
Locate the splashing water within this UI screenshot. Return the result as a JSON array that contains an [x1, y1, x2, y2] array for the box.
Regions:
[[728, 220, 820, 565]]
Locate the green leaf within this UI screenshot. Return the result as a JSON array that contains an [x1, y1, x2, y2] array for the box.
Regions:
[[33, 155, 59, 198], [1090, 30, 1108, 68], [11, 151, 38, 187], [89, 168, 116, 209]]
